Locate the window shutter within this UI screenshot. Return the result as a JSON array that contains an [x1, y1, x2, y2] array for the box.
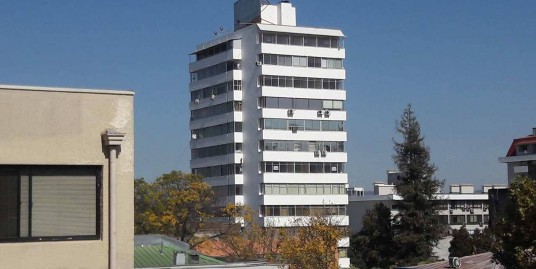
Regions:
[[31, 175, 96, 237]]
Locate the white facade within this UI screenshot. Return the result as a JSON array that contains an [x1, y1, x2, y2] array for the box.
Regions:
[[348, 182, 507, 235], [189, 1, 349, 267]]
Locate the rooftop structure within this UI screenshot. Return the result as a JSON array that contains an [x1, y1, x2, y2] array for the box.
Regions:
[[498, 127, 536, 183]]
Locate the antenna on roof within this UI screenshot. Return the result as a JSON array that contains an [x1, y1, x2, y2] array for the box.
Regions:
[[213, 26, 225, 36]]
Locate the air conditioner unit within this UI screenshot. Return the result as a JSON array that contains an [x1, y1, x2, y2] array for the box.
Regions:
[[194, 98, 200, 104], [449, 209, 453, 214], [448, 257, 461, 268], [256, 61, 262, 66], [210, 94, 216, 100], [287, 109, 294, 116], [317, 110, 323, 117], [321, 150, 327, 157], [470, 209, 474, 214], [290, 126, 298, 133], [324, 110, 330, 117]]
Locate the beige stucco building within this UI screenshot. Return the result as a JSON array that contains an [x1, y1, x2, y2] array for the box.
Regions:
[[0, 85, 134, 269]]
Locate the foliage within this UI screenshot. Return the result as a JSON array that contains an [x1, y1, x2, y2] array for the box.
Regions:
[[472, 228, 494, 254], [134, 177, 155, 234], [217, 210, 347, 269], [349, 203, 396, 269], [279, 215, 348, 269], [449, 227, 473, 257], [216, 205, 284, 262], [391, 104, 445, 265], [491, 176, 536, 269], [134, 171, 221, 246]]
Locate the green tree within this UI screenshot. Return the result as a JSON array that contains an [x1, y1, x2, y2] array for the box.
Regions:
[[349, 203, 396, 269], [449, 227, 473, 257], [472, 228, 494, 254], [491, 176, 536, 269], [134, 171, 218, 245], [134, 177, 156, 234], [392, 104, 445, 265]]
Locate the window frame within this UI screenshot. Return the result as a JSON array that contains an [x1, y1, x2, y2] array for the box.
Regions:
[[0, 165, 102, 243]]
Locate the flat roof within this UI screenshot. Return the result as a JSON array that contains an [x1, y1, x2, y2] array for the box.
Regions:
[[0, 84, 134, 96], [257, 24, 345, 37]]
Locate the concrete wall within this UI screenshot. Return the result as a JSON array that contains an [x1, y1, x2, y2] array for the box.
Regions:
[[0, 85, 134, 269]]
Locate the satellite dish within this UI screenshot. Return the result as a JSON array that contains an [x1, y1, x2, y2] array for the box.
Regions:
[[192, 134, 197, 140]]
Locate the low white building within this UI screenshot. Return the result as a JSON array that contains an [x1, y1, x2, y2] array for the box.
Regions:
[[348, 180, 507, 234]]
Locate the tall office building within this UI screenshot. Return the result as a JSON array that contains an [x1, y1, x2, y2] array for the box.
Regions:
[[189, 0, 348, 249]]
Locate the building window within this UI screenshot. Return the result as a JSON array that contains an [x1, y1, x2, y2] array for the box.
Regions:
[[0, 165, 101, 242], [433, 215, 449, 224], [190, 61, 241, 82], [260, 54, 343, 69], [261, 140, 344, 153], [261, 162, 344, 174], [259, 75, 344, 90], [450, 215, 465, 225], [195, 40, 233, 61], [190, 80, 242, 102], [191, 143, 243, 159], [261, 119, 344, 132], [433, 200, 448, 210], [450, 200, 465, 210], [262, 33, 343, 49], [259, 97, 344, 111], [262, 205, 346, 217], [191, 101, 242, 121], [467, 215, 482, 224], [261, 184, 345, 195], [467, 200, 482, 209], [192, 164, 242, 178]]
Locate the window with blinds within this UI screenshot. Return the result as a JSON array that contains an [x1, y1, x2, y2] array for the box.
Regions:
[[0, 166, 101, 242]]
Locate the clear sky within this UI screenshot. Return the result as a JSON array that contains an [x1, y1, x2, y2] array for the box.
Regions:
[[1, 0, 534, 189]]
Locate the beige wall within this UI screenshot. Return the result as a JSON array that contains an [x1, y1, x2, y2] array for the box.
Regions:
[[0, 85, 134, 269]]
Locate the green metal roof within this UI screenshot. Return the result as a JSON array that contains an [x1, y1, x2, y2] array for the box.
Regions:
[[134, 235, 226, 268]]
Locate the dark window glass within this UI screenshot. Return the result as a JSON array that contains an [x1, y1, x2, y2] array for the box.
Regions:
[[277, 35, 290, 45], [266, 97, 279, 108], [279, 98, 292, 109], [294, 99, 309, 109], [263, 33, 275, 43], [318, 37, 331, 48], [290, 35, 304, 46], [304, 36, 317, 47]]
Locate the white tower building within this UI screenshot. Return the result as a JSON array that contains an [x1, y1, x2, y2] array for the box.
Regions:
[[189, 2, 349, 265]]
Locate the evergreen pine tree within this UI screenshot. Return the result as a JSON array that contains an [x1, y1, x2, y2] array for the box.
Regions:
[[349, 203, 396, 269], [471, 228, 494, 254], [449, 227, 473, 257], [392, 104, 445, 265]]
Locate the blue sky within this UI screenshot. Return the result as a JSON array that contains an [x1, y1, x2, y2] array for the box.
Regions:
[[1, 0, 534, 189]]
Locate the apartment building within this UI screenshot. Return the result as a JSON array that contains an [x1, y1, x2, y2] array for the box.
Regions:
[[499, 127, 536, 183], [189, 0, 349, 267]]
